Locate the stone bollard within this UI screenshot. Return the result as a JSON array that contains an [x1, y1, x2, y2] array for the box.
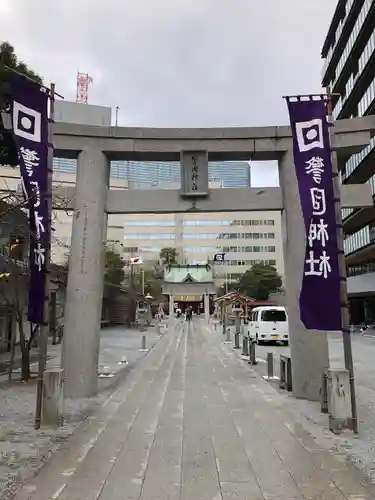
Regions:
[[41, 368, 64, 427], [326, 368, 353, 433], [224, 327, 231, 343], [242, 336, 249, 357]]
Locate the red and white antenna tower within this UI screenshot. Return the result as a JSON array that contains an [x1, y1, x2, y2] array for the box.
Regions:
[[76, 72, 93, 103]]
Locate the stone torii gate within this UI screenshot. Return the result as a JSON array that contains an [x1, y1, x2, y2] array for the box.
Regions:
[[52, 117, 375, 400]]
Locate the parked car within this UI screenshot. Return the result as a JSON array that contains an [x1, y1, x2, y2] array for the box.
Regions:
[[248, 306, 289, 345]]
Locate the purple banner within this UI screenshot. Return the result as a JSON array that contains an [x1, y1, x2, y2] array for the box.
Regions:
[[287, 98, 341, 331], [10, 74, 49, 324]]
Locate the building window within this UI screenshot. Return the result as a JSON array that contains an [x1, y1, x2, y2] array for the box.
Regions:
[[231, 220, 275, 226], [348, 260, 375, 277], [124, 233, 175, 239], [184, 220, 231, 226], [344, 226, 371, 255], [124, 221, 175, 227], [123, 246, 139, 253]]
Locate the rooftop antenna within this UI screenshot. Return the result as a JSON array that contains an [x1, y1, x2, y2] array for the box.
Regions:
[[76, 72, 93, 103]]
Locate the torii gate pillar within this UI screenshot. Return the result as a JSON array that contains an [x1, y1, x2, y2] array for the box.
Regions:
[[279, 150, 329, 401]]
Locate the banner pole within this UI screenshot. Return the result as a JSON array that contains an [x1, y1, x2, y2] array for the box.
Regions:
[[326, 87, 358, 433], [34, 82, 55, 430]]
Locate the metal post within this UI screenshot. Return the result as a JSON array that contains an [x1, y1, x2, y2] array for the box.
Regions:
[[326, 88, 358, 433], [321, 369, 329, 414], [242, 336, 249, 357], [234, 311, 240, 348], [267, 352, 274, 379], [50, 291, 57, 344], [139, 318, 147, 351], [35, 82, 55, 430], [248, 340, 257, 365], [129, 262, 136, 326], [225, 327, 231, 343]]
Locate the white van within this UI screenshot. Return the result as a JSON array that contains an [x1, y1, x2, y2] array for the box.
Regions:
[[248, 306, 289, 345]]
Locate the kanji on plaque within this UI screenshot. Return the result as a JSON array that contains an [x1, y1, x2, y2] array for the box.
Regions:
[[287, 98, 341, 332]]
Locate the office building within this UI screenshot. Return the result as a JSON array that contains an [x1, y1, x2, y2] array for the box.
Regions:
[[53, 159, 251, 189], [321, 0, 375, 323], [122, 211, 284, 286]]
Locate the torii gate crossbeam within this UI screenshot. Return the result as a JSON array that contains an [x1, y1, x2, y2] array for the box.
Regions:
[[54, 117, 375, 402]]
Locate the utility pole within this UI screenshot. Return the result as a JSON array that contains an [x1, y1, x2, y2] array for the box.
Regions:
[[35, 82, 55, 430], [326, 87, 358, 433], [128, 261, 136, 326]]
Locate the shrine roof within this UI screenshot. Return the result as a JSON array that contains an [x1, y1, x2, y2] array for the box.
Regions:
[[164, 264, 213, 284]]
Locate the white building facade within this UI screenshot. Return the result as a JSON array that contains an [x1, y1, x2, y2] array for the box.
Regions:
[[122, 211, 284, 286]]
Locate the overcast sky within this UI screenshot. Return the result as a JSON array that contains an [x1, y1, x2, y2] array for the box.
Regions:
[[1, 0, 337, 186]]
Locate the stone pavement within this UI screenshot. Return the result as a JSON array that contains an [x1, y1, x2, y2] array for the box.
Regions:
[[0, 325, 163, 499], [224, 325, 375, 482], [14, 319, 375, 500]]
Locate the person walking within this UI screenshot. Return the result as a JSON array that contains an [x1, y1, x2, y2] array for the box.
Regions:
[[186, 306, 193, 322]]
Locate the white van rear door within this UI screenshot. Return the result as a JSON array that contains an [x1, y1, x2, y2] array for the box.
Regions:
[[258, 309, 288, 337]]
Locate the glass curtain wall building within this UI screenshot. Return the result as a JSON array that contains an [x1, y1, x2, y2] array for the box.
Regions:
[[321, 0, 375, 323], [53, 159, 251, 189]]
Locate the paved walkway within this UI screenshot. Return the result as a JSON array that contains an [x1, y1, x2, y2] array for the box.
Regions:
[[15, 320, 375, 500]]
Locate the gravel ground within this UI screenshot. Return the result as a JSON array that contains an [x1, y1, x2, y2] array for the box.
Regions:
[[0, 324, 164, 499], [219, 323, 375, 484]]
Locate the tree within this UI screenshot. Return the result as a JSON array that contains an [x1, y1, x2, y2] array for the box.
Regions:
[[104, 247, 125, 285], [62, 247, 126, 287], [0, 41, 43, 166], [159, 247, 178, 265], [0, 202, 37, 381], [237, 263, 282, 300]]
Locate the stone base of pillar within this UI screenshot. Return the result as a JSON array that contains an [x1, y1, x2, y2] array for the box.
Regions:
[[41, 369, 64, 427]]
